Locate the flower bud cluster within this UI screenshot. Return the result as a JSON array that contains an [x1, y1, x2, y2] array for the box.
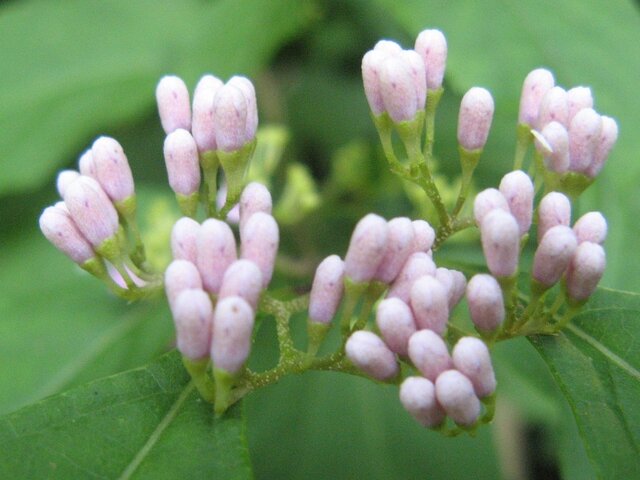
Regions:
[[518, 69, 618, 178]]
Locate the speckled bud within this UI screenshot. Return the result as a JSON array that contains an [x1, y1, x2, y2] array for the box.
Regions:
[[387, 252, 437, 303], [573, 212, 607, 245], [39, 204, 95, 264], [376, 297, 416, 355], [78, 149, 96, 178], [171, 217, 200, 264], [435, 370, 481, 427], [219, 259, 263, 311], [412, 219, 435, 253], [400, 49, 427, 111], [452, 337, 496, 398], [457, 87, 494, 151], [379, 56, 420, 122], [466, 274, 504, 333], [375, 217, 415, 283], [211, 296, 255, 374], [172, 288, 213, 360], [239, 182, 272, 235], [480, 209, 520, 278], [586, 116, 618, 178], [156, 75, 191, 134], [499, 170, 534, 235], [228, 76, 258, 143], [309, 255, 345, 324], [518, 68, 555, 126], [410, 275, 449, 335], [163, 129, 201, 196], [414, 29, 447, 90], [91, 136, 135, 202], [213, 83, 248, 152], [533, 225, 577, 287], [538, 192, 571, 242], [192, 74, 224, 152], [362, 49, 387, 115], [400, 376, 445, 427], [345, 330, 398, 380], [344, 214, 389, 283], [536, 86, 568, 129], [536, 121, 570, 173], [56, 170, 80, 197], [566, 242, 606, 302], [473, 188, 509, 226], [197, 218, 237, 294], [566, 86, 593, 123], [408, 329, 452, 381], [448, 269, 467, 310], [164, 259, 203, 309], [569, 108, 602, 173], [240, 212, 279, 288]]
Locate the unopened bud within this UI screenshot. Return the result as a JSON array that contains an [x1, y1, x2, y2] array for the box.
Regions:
[[538, 192, 571, 242], [219, 259, 263, 311], [211, 296, 255, 374], [410, 275, 449, 335], [171, 217, 200, 264], [466, 274, 504, 333], [240, 212, 279, 288], [228, 76, 258, 144], [164, 259, 203, 309], [412, 219, 435, 253], [457, 87, 494, 151], [518, 68, 555, 126], [39, 204, 95, 264], [345, 330, 398, 380], [375, 217, 415, 283], [452, 337, 496, 398], [156, 75, 191, 134], [361, 49, 387, 115], [473, 188, 509, 226], [573, 212, 607, 245], [435, 370, 481, 427], [499, 170, 534, 235], [400, 49, 427, 111], [400, 377, 445, 427], [586, 116, 618, 178], [414, 29, 447, 90], [91, 136, 135, 202], [566, 242, 606, 302], [536, 86, 568, 129], [374, 40, 402, 55], [569, 108, 602, 173], [172, 288, 213, 360], [197, 219, 237, 294], [480, 209, 520, 277], [376, 297, 416, 355], [309, 255, 345, 324], [192, 74, 223, 152], [379, 56, 420, 122], [56, 170, 80, 197], [408, 329, 452, 381], [536, 121, 570, 173], [213, 83, 248, 152], [344, 213, 389, 283], [239, 182, 272, 234], [387, 252, 437, 303], [163, 129, 201, 196], [566, 86, 593, 123], [78, 149, 96, 178], [448, 269, 467, 310], [533, 225, 577, 288]]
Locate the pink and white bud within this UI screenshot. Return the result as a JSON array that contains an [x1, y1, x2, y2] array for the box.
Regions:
[[164, 259, 203, 309], [91, 136, 135, 202], [228, 76, 258, 143], [156, 75, 191, 134], [538, 192, 571, 242], [172, 288, 213, 360], [375, 217, 415, 284], [56, 170, 80, 197], [197, 218, 237, 294], [219, 259, 263, 311], [566, 86, 593, 123], [414, 29, 447, 90], [569, 108, 602, 173], [78, 149, 97, 178], [412, 219, 435, 253], [452, 337, 496, 398], [573, 212, 607, 245], [466, 274, 504, 333], [533, 225, 577, 287], [536, 121, 570, 173], [400, 376, 445, 427], [435, 370, 481, 427], [518, 68, 555, 126], [62, 176, 119, 248], [163, 129, 201, 196], [387, 252, 437, 303], [309, 255, 345, 324], [192, 74, 223, 153], [499, 170, 534, 235], [374, 39, 402, 55], [345, 330, 398, 380], [586, 115, 618, 178], [213, 83, 248, 152], [536, 86, 568, 129], [361, 49, 387, 115], [211, 296, 255, 374], [410, 275, 449, 335], [408, 329, 452, 381], [566, 242, 606, 302], [480, 209, 520, 278], [376, 297, 416, 355], [448, 269, 467, 310], [240, 212, 279, 288], [171, 217, 200, 264], [344, 213, 389, 283], [435, 267, 454, 307], [379, 56, 420, 122], [399, 49, 427, 111], [39, 204, 95, 264], [473, 188, 509, 226], [457, 87, 494, 151], [239, 182, 272, 234]]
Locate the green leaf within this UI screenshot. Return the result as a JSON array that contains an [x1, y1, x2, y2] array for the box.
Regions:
[[0, 351, 251, 479], [531, 288, 640, 480], [0, 0, 316, 195]]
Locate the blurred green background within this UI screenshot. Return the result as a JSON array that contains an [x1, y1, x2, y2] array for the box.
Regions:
[[1, 0, 638, 479]]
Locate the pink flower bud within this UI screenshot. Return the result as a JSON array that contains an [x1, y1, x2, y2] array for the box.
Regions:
[[376, 297, 416, 355], [379, 56, 420, 122], [473, 188, 509, 226], [78, 149, 97, 178], [499, 170, 534, 235], [569, 108, 602, 173], [240, 212, 279, 288], [408, 329, 452, 381], [533, 225, 578, 287], [171, 217, 200, 264], [457, 87, 494, 151], [414, 29, 447, 90], [163, 129, 201, 196], [344, 213, 389, 283], [452, 337, 496, 398], [239, 182, 272, 234], [164, 259, 202, 310], [411, 219, 435, 253], [566, 242, 606, 302], [400, 49, 427, 111], [387, 252, 437, 303], [518, 68, 555, 126], [197, 218, 237, 294], [309, 255, 345, 324], [345, 330, 398, 380], [566, 86, 593, 123], [586, 115, 618, 178], [91, 136, 135, 202], [438, 268, 466, 310], [361, 49, 387, 115], [538, 192, 571, 242], [192, 74, 223, 153], [536, 86, 568, 129], [536, 121, 570, 173], [435, 370, 481, 427], [156, 75, 191, 134], [211, 296, 255, 374], [466, 274, 504, 333], [480, 209, 520, 277], [213, 83, 248, 152], [56, 170, 80, 197], [228, 76, 258, 143], [375, 217, 415, 283], [410, 275, 449, 335], [39, 204, 95, 264], [573, 212, 607, 245], [374, 39, 402, 55], [172, 288, 213, 360], [400, 376, 445, 427], [62, 176, 119, 247], [219, 259, 263, 311]]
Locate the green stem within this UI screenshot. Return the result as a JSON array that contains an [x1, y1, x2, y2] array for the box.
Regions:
[[424, 87, 444, 158], [451, 147, 481, 218], [513, 123, 532, 171]]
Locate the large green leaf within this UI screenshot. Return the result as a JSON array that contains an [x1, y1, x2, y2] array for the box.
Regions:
[[531, 288, 640, 480], [0, 351, 251, 479], [0, 0, 316, 195]]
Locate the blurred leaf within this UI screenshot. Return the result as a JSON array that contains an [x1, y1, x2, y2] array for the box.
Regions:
[[531, 288, 640, 479], [0, 351, 251, 479], [0, 0, 316, 195]]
